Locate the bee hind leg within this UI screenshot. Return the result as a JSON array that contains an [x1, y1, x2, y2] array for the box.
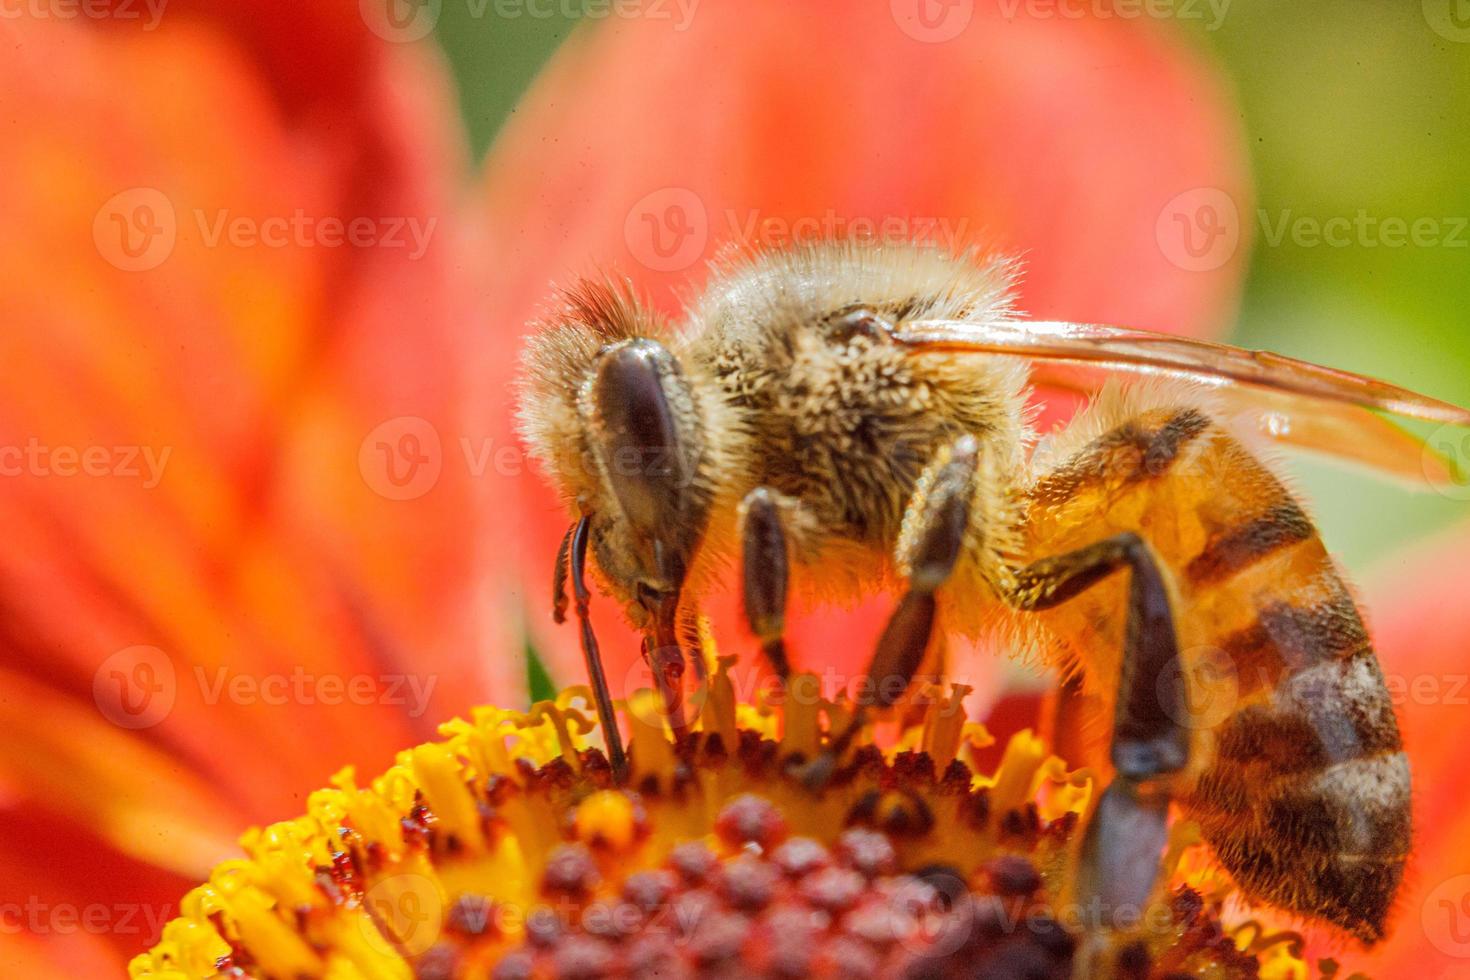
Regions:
[[797, 435, 981, 788], [1005, 534, 1192, 957]]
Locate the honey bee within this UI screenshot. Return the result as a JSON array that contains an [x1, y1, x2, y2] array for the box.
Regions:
[[517, 240, 1470, 947]]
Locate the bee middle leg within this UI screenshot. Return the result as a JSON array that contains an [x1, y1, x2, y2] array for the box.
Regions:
[[738, 486, 796, 683], [796, 435, 982, 786]]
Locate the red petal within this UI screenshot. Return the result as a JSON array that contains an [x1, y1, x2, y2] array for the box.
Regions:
[[0, 7, 501, 861], [1346, 524, 1470, 977], [480, 1, 1250, 695]]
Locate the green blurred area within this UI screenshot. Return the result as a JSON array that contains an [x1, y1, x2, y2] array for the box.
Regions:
[[434, 0, 1470, 570]]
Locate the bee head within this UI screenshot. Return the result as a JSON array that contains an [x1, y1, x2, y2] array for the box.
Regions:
[[518, 279, 713, 625]]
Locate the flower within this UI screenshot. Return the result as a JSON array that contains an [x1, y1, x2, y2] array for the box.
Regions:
[[3, 1, 1466, 977], [129, 653, 1296, 979]]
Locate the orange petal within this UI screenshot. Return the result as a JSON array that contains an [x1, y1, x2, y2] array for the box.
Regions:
[[479, 1, 1250, 695], [0, 667, 238, 876], [0, 8, 502, 837]]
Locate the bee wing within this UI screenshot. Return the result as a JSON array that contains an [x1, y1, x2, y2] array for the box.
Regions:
[[896, 318, 1470, 486]]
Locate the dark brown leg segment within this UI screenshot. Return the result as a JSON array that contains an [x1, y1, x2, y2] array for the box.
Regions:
[[799, 436, 979, 786], [740, 487, 794, 683], [643, 594, 689, 733], [1008, 533, 1190, 936]]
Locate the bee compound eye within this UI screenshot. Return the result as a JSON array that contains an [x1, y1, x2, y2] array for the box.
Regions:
[[588, 339, 708, 588]]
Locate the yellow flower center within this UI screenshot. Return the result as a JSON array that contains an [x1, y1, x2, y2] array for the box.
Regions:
[[129, 649, 1311, 979]]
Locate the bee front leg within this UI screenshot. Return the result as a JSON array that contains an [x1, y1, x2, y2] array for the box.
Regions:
[[564, 516, 629, 781], [1005, 534, 1190, 954]]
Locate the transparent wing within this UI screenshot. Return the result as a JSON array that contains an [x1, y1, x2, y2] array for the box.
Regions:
[[895, 318, 1470, 486]]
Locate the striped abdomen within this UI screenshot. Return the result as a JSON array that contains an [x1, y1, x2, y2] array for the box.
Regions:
[[1022, 401, 1409, 943]]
